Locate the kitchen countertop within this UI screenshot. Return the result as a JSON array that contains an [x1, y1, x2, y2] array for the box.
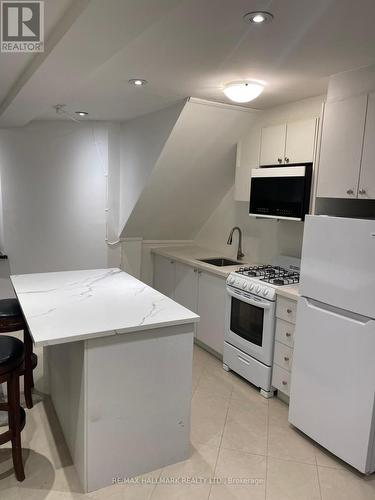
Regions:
[[275, 285, 300, 300], [152, 245, 300, 299], [151, 245, 253, 278], [11, 268, 199, 347]]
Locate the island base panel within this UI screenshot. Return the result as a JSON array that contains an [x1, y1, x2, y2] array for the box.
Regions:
[[47, 323, 194, 493]]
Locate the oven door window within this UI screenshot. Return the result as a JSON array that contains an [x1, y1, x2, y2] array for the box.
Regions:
[[230, 296, 264, 346]]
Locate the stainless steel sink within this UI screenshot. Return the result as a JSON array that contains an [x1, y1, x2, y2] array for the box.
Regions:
[[199, 257, 242, 267]]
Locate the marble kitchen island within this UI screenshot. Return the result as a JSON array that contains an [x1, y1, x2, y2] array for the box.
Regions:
[[11, 268, 199, 493]]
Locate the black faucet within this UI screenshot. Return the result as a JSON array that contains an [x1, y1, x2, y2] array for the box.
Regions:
[[227, 226, 244, 260]]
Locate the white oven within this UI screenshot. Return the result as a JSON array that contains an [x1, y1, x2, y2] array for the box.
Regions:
[[223, 275, 276, 397], [225, 285, 276, 365]]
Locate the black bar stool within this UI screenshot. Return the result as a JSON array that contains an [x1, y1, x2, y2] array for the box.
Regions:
[[0, 299, 38, 409], [0, 335, 26, 481]]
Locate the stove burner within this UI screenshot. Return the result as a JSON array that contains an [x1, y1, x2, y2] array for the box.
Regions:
[[272, 278, 285, 285], [236, 265, 300, 286]]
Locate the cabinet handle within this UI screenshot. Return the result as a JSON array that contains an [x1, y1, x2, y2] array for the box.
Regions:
[[198, 270, 202, 274], [286, 308, 292, 314], [285, 157, 289, 163], [285, 332, 291, 338], [284, 356, 290, 362], [277, 158, 283, 163], [170, 260, 175, 264], [193, 269, 198, 273], [282, 380, 288, 386], [346, 189, 354, 195], [359, 189, 367, 195]]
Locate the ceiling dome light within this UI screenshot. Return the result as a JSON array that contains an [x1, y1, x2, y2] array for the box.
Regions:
[[223, 81, 264, 103], [128, 78, 147, 86], [75, 111, 88, 116], [243, 11, 273, 25]]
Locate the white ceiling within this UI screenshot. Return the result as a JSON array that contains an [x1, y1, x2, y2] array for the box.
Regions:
[[0, 0, 74, 106], [1, 0, 375, 126]]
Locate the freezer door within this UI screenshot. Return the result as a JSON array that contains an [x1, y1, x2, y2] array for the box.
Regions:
[[300, 215, 375, 318], [289, 297, 375, 473]]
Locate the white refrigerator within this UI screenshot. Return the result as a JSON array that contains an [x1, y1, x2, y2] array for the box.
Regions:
[[289, 215, 375, 474]]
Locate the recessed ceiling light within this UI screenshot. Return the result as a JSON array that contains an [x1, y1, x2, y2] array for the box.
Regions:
[[128, 78, 147, 86], [75, 111, 88, 116], [223, 81, 264, 103], [243, 11, 273, 25]]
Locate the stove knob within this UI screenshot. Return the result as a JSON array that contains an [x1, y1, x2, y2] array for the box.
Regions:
[[242, 282, 248, 290], [228, 277, 235, 285], [263, 289, 269, 296], [249, 283, 254, 290], [255, 285, 261, 293]]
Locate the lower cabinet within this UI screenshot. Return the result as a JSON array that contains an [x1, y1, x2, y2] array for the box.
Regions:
[[153, 255, 226, 354], [272, 295, 298, 397], [196, 271, 226, 355], [153, 255, 175, 299], [174, 262, 198, 314]]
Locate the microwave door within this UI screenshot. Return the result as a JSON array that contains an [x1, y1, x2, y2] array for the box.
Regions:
[[249, 165, 311, 221]]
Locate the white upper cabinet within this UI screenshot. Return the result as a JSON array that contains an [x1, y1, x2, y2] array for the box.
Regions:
[[317, 94, 368, 199], [234, 129, 260, 201], [358, 92, 375, 199], [259, 124, 287, 166], [285, 118, 317, 164], [259, 119, 317, 167], [235, 117, 318, 201]]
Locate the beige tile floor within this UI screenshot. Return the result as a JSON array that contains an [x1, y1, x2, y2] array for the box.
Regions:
[[0, 344, 374, 500]]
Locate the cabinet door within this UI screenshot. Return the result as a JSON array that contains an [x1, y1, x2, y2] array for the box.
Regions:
[[196, 272, 226, 355], [259, 123, 286, 166], [285, 118, 317, 164], [153, 255, 175, 298], [317, 95, 367, 198], [358, 92, 375, 199], [174, 262, 198, 313], [234, 129, 261, 201]]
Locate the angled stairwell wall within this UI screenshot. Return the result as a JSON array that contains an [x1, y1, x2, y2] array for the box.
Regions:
[[121, 99, 258, 240], [119, 101, 186, 234]]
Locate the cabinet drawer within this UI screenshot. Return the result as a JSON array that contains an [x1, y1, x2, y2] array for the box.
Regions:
[[272, 365, 291, 396], [274, 341, 293, 372], [275, 319, 295, 348], [276, 296, 297, 323]]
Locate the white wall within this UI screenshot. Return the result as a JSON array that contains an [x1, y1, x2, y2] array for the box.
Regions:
[[119, 101, 185, 234], [124, 99, 259, 240], [195, 95, 325, 263], [327, 63, 375, 102], [0, 121, 109, 275]]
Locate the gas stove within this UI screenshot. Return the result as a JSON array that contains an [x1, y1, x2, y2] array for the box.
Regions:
[[226, 263, 300, 302], [224, 257, 300, 398], [236, 265, 300, 286]]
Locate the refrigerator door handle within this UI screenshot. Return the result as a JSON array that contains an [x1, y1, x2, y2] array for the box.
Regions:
[[304, 297, 373, 325]]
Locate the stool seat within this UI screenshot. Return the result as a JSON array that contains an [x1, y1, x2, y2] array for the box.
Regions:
[[0, 299, 23, 319], [0, 297, 37, 409], [0, 336, 24, 375]]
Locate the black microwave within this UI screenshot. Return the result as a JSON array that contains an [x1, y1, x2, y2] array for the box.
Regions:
[[249, 163, 312, 221]]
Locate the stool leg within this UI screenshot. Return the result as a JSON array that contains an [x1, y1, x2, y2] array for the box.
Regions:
[[7, 372, 25, 481], [23, 328, 33, 409]]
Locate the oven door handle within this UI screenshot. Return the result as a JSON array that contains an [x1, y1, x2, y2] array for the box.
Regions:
[[227, 287, 272, 309]]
